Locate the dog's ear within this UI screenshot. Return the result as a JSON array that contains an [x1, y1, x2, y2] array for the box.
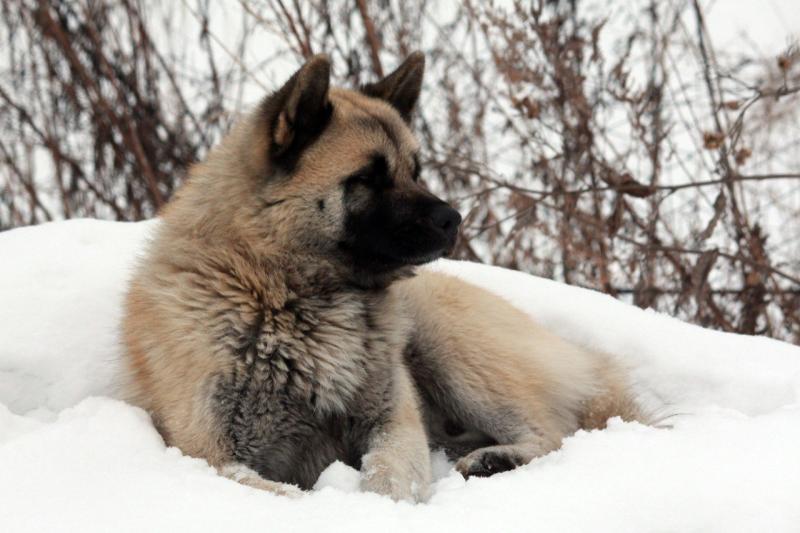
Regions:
[[362, 52, 425, 122], [262, 54, 332, 171]]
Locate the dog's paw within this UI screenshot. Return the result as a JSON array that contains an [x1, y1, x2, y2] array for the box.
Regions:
[[241, 476, 305, 498], [219, 463, 304, 498], [360, 453, 431, 502], [455, 446, 528, 479], [360, 470, 421, 502]]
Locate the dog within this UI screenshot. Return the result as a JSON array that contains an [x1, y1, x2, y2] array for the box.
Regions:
[[121, 52, 643, 502]]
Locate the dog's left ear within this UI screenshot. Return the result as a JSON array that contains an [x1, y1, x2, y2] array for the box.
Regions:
[[362, 52, 425, 122], [262, 54, 332, 171]]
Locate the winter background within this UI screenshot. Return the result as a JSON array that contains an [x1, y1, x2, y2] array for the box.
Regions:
[[1, 1, 800, 532]]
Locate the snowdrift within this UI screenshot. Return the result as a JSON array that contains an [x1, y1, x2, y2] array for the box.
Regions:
[[1, 219, 799, 533]]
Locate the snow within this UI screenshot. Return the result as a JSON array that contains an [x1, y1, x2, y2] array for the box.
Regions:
[[1, 218, 799, 532]]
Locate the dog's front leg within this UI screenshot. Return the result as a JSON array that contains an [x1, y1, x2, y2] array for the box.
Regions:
[[360, 363, 432, 502], [218, 463, 304, 497]]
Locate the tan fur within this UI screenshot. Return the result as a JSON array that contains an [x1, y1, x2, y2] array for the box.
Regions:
[[397, 270, 642, 437], [122, 54, 644, 499], [394, 271, 643, 476], [360, 363, 432, 501]]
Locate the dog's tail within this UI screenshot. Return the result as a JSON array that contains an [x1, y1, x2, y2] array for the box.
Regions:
[[579, 388, 648, 430], [578, 358, 656, 429]]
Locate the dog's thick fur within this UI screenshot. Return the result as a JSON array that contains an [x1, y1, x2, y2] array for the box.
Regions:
[[122, 53, 642, 501]]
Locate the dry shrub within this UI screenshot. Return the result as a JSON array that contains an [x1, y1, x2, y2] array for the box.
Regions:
[[1, 0, 798, 341]]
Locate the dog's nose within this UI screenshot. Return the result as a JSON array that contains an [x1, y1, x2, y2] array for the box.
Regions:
[[430, 204, 462, 235]]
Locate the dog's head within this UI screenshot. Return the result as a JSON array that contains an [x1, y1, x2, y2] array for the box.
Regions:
[[188, 53, 460, 287]]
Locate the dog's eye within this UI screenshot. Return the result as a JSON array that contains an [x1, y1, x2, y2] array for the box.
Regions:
[[344, 173, 375, 192], [351, 172, 390, 189], [344, 163, 392, 190]]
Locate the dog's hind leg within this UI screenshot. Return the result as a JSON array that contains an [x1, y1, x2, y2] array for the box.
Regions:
[[398, 271, 600, 478], [406, 338, 563, 479], [421, 378, 559, 479]]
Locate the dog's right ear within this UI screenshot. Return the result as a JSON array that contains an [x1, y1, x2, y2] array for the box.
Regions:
[[361, 52, 425, 122], [261, 54, 332, 171]]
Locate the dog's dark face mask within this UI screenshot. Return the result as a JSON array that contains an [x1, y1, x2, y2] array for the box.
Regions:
[[339, 151, 461, 275]]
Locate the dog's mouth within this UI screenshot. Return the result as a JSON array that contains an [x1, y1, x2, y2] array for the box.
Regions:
[[402, 250, 445, 267], [380, 222, 459, 267], [402, 240, 457, 266], [338, 231, 456, 277], [387, 207, 461, 267]]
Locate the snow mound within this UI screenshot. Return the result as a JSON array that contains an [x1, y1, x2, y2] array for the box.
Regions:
[[1, 219, 799, 533]]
